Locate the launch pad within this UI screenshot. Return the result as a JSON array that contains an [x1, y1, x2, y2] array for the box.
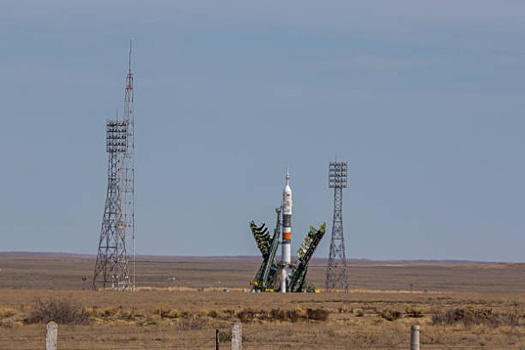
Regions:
[[249, 170, 326, 293]]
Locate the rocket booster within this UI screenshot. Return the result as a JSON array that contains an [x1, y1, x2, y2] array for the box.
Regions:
[[282, 169, 292, 265]]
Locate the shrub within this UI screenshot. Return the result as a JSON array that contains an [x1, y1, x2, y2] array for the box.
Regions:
[[405, 308, 423, 318], [380, 309, 402, 321], [270, 308, 301, 322], [237, 308, 268, 322], [28, 297, 89, 325], [207, 309, 236, 320], [286, 310, 300, 322], [306, 308, 330, 321], [154, 307, 179, 319], [432, 307, 502, 328], [236, 308, 330, 322], [102, 307, 117, 317], [218, 330, 232, 342], [119, 308, 142, 320], [0, 309, 16, 319]]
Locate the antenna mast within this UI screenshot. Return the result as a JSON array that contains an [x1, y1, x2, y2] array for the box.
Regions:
[[123, 40, 135, 291]]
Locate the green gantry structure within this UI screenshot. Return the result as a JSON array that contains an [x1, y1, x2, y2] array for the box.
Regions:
[[250, 209, 326, 293]]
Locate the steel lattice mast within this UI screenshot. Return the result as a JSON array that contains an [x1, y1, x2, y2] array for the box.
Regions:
[[325, 161, 349, 292], [93, 42, 135, 291]]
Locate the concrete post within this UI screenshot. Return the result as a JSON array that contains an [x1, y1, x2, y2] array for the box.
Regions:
[[410, 325, 420, 350], [231, 322, 242, 350], [46, 322, 58, 350]]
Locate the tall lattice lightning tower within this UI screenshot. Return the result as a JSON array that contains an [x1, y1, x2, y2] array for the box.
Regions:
[[93, 43, 136, 291], [325, 161, 349, 292]]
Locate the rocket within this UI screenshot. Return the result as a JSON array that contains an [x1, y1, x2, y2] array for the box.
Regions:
[[280, 168, 292, 292]]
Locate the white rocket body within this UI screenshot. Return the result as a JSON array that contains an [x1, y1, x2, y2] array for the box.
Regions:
[[281, 169, 292, 293], [280, 269, 287, 293]]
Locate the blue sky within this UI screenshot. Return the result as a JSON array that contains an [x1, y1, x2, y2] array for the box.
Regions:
[[1, 1, 524, 261]]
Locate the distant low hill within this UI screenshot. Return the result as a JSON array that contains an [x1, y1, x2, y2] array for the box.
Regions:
[[0, 251, 504, 264]]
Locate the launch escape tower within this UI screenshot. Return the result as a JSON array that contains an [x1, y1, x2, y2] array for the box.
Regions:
[[325, 161, 349, 292], [93, 43, 136, 291]]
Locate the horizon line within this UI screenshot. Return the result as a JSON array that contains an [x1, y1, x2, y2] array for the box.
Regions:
[[0, 251, 516, 265]]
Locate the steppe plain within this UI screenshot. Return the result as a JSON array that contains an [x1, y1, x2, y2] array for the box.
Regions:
[[1, 253, 525, 349]]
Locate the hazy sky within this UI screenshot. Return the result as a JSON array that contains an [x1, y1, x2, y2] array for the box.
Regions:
[[1, 1, 525, 261]]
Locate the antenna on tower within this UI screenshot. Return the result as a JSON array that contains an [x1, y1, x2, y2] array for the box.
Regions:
[[128, 40, 132, 73]]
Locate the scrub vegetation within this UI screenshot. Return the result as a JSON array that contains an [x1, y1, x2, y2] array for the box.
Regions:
[[1, 254, 525, 349]]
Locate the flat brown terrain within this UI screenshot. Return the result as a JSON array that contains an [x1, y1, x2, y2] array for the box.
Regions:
[[1, 254, 525, 349], [3, 254, 525, 293]]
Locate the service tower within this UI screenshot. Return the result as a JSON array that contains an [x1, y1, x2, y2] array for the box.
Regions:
[[280, 169, 293, 292]]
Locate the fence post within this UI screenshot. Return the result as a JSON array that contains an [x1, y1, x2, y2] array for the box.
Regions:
[[231, 322, 242, 350], [216, 329, 219, 350], [410, 325, 420, 350], [46, 322, 58, 350]]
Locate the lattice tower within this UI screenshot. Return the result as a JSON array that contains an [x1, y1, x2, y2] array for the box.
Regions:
[[325, 161, 349, 292], [93, 43, 135, 291]]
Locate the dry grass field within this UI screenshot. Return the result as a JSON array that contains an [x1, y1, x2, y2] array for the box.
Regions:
[[1, 254, 525, 349]]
